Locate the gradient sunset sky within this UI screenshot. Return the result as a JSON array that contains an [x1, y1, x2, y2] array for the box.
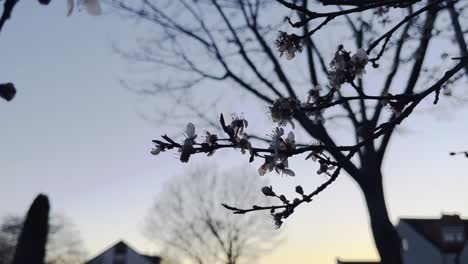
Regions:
[[0, 1, 467, 264]]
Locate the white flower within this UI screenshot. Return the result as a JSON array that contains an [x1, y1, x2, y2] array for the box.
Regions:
[[328, 49, 349, 89], [67, 0, 101, 16], [317, 160, 335, 176], [258, 155, 276, 176], [259, 129, 296, 177], [284, 131, 295, 150], [328, 47, 369, 88], [330, 50, 347, 71], [238, 137, 253, 155], [228, 114, 248, 137], [270, 97, 300, 129], [274, 127, 285, 138], [204, 131, 218, 146], [352, 48, 368, 64], [307, 85, 321, 103], [269, 127, 285, 154], [178, 123, 197, 162], [305, 151, 317, 162], [275, 32, 303, 60], [204, 131, 218, 156], [351, 48, 368, 79], [281, 168, 296, 176]]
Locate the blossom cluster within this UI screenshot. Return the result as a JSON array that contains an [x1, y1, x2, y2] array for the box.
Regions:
[[328, 46, 369, 89], [270, 97, 300, 128], [275, 32, 304, 60], [258, 128, 296, 176]]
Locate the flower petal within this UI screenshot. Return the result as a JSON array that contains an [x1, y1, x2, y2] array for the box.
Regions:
[[287, 131, 294, 141], [282, 168, 295, 176], [185, 122, 196, 138], [258, 164, 267, 176]]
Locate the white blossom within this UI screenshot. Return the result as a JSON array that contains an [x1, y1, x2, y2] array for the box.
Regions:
[[238, 137, 253, 155], [328, 47, 369, 88], [179, 123, 197, 163], [228, 114, 248, 136], [270, 97, 300, 128], [351, 48, 369, 78], [204, 131, 218, 156], [281, 167, 296, 176], [258, 155, 276, 176], [269, 127, 285, 154], [284, 131, 296, 150], [185, 122, 196, 139], [317, 160, 336, 176], [305, 151, 318, 162], [307, 85, 321, 103], [258, 129, 296, 177], [204, 131, 218, 146], [275, 31, 303, 60]]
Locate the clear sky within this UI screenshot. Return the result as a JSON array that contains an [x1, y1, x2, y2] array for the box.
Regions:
[[0, 1, 467, 264]]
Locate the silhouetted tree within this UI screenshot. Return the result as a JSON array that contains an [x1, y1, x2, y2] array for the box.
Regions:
[[0, 214, 86, 264], [113, 1, 468, 263], [12, 194, 50, 264], [144, 165, 282, 264]]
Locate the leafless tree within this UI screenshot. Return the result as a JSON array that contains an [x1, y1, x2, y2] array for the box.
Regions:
[[0, 214, 87, 264], [112, 1, 468, 263], [144, 165, 282, 264]]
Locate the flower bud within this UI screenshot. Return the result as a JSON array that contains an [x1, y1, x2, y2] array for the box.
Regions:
[[261, 186, 276, 197], [295, 185, 304, 195]]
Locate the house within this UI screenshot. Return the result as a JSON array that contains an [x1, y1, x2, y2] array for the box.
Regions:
[[337, 214, 468, 264], [86, 240, 161, 264], [337, 259, 380, 264]]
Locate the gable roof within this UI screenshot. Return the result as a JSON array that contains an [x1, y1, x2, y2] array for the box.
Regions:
[[401, 214, 468, 253], [86, 240, 161, 264]]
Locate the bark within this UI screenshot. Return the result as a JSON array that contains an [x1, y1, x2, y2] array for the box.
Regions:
[[359, 166, 402, 264], [447, 1, 468, 78], [297, 116, 402, 263]]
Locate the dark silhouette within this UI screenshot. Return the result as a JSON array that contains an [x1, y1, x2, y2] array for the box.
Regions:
[[0, 83, 16, 102], [12, 194, 50, 264], [0, 213, 87, 264]]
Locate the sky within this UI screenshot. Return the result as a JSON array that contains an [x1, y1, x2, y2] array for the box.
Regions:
[[0, 1, 467, 264]]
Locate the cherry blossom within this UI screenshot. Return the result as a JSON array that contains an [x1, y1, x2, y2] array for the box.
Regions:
[[270, 97, 300, 128], [179, 123, 197, 163], [275, 31, 303, 60]]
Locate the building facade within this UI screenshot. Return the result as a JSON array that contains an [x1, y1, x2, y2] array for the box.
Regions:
[[337, 214, 468, 264], [86, 241, 161, 264]]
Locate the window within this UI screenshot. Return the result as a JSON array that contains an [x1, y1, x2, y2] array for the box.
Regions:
[[442, 226, 465, 243], [113, 254, 125, 264], [402, 238, 409, 251]]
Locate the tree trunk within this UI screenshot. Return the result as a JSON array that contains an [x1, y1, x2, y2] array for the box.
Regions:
[[360, 168, 402, 264]]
